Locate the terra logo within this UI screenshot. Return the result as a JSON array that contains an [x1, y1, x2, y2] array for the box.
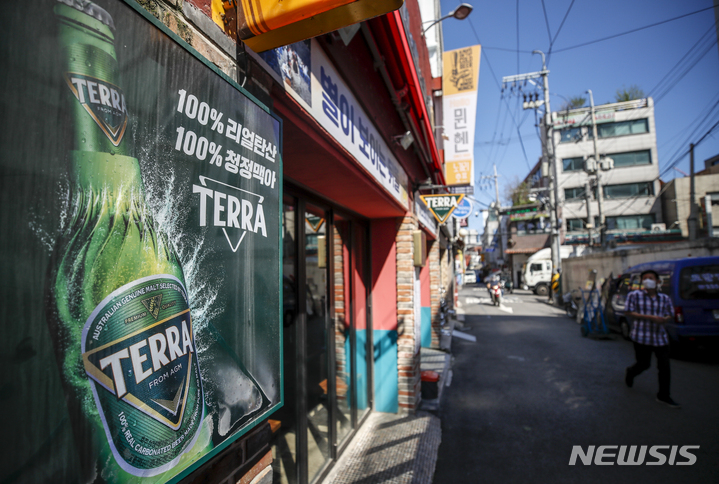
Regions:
[[193, 176, 267, 252], [569, 445, 699, 466]]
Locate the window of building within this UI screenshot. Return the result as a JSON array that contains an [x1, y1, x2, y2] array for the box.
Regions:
[[564, 186, 587, 201], [610, 150, 652, 168], [562, 157, 584, 172], [603, 181, 653, 199], [559, 127, 582, 143], [566, 218, 585, 232], [566, 216, 599, 232], [605, 214, 655, 230], [598, 119, 648, 138], [516, 219, 551, 235]]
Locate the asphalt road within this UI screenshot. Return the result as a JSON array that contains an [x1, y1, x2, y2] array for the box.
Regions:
[[434, 286, 719, 484]]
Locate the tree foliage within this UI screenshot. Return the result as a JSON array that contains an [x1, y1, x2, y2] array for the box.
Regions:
[[559, 95, 586, 111], [615, 85, 645, 102], [504, 177, 532, 206]]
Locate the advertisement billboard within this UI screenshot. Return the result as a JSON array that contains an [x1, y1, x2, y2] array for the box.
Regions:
[[0, 1, 282, 482], [442, 45, 481, 186]]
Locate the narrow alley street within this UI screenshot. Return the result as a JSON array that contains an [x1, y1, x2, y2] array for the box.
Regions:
[[434, 286, 719, 484]]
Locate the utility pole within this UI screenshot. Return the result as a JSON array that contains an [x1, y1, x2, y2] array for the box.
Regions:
[[585, 181, 593, 245], [502, 50, 561, 276], [539, 51, 561, 275], [688, 143, 698, 240], [493, 163, 501, 206], [587, 90, 606, 248], [492, 164, 507, 269]]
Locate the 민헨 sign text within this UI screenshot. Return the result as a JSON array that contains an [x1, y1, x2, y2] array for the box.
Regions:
[[442, 45, 481, 186]]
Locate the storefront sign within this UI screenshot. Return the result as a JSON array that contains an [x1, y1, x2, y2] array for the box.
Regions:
[[420, 194, 466, 224], [452, 198, 473, 219], [258, 39, 409, 208], [509, 208, 549, 222], [442, 45, 481, 186], [553, 110, 615, 129], [415, 197, 439, 235], [0, 1, 282, 482]]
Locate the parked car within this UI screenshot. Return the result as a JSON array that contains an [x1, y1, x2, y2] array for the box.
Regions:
[[604, 257, 719, 347], [464, 270, 477, 284]]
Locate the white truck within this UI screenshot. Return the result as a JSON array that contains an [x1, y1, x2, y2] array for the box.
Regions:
[[522, 246, 576, 296]]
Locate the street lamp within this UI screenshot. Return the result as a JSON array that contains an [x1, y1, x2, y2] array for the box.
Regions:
[[422, 3, 473, 35]]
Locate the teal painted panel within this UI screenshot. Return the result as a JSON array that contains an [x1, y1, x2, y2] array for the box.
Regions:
[[421, 307, 432, 348], [356, 329, 368, 410], [343, 329, 370, 412], [373, 330, 398, 413]]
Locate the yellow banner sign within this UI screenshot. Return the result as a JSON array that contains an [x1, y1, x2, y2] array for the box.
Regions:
[[443, 45, 480, 187], [443, 45, 481, 96]]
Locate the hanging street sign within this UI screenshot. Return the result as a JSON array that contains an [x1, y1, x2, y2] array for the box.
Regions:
[[452, 197, 473, 219], [305, 215, 325, 233], [419, 194, 466, 224]]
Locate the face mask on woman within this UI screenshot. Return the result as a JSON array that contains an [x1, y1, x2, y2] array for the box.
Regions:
[[643, 278, 657, 290]]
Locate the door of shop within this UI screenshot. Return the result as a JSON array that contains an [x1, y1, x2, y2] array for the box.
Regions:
[[272, 189, 372, 484]]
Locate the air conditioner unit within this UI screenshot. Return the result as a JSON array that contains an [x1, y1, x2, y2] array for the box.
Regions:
[[651, 223, 666, 232], [584, 157, 597, 173], [600, 157, 614, 171]]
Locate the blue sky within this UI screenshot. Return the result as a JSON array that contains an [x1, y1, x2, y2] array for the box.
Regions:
[[439, 0, 719, 234]]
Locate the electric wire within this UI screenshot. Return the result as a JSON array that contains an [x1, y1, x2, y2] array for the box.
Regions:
[[540, 0, 553, 47], [468, 17, 533, 174], [648, 23, 715, 101], [551, 97, 719, 228], [546, 0, 576, 65], [516, 0, 520, 74], [659, 89, 719, 155], [606, 106, 719, 220], [551, 6, 714, 54], [653, 37, 717, 104]]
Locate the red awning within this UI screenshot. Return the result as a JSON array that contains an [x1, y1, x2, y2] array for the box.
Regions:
[[370, 12, 445, 185]]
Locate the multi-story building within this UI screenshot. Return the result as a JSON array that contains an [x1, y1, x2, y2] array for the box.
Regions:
[[503, 159, 554, 286], [661, 155, 719, 238], [552, 98, 665, 245]]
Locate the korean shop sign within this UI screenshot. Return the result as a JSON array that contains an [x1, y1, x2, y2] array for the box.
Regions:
[[443, 45, 481, 186], [258, 39, 409, 207], [553, 110, 615, 129], [415, 197, 439, 235]]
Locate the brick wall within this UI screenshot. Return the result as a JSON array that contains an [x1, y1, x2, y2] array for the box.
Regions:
[[333, 224, 349, 403], [396, 216, 421, 413], [428, 240, 441, 348]]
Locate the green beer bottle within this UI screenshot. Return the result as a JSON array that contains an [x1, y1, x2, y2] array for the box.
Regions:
[[47, 1, 211, 481]]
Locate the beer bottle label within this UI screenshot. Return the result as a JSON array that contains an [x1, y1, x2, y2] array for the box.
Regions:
[[64, 72, 129, 146], [81, 274, 204, 476]]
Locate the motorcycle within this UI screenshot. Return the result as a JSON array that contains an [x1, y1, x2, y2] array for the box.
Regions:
[[490, 281, 503, 306]]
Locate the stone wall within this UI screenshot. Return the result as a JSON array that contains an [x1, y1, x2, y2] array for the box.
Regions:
[[562, 238, 719, 292]]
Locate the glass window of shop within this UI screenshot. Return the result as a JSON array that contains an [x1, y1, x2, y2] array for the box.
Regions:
[[271, 191, 372, 484]]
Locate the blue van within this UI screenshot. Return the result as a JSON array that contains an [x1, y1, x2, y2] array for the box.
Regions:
[[605, 256, 719, 345]]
